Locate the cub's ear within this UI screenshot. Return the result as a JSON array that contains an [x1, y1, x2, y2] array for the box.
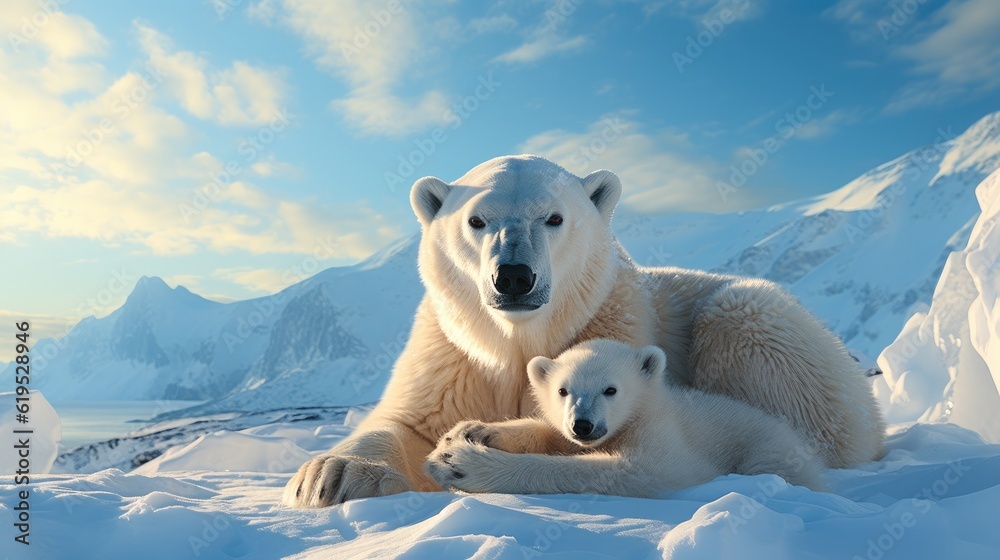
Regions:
[[527, 356, 556, 386], [581, 170, 622, 222], [410, 176, 453, 226], [638, 346, 667, 378]]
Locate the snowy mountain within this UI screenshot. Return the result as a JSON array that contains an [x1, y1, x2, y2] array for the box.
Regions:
[[9, 111, 1000, 410], [616, 111, 1000, 356], [18, 236, 422, 406]]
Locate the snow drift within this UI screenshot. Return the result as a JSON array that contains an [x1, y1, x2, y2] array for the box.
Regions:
[[0, 390, 61, 475], [877, 169, 1000, 442], [3, 416, 999, 559]]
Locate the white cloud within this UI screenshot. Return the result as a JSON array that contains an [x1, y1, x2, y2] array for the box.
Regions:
[[0, 177, 406, 258], [136, 24, 288, 126], [519, 117, 747, 213], [264, 0, 452, 136], [211, 267, 295, 293], [888, 0, 1000, 111], [0, 0, 108, 58], [468, 14, 518, 34], [794, 108, 864, 140], [0, 309, 79, 361], [636, 0, 764, 22], [0, 9, 405, 262], [827, 0, 1000, 113], [494, 34, 587, 65]]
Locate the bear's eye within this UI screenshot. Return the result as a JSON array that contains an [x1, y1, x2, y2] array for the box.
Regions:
[[546, 214, 563, 226], [604, 387, 617, 396], [468, 216, 486, 229], [558, 388, 568, 397]]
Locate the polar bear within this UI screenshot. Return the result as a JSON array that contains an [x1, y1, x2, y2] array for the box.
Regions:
[[425, 339, 825, 496], [283, 154, 883, 507]]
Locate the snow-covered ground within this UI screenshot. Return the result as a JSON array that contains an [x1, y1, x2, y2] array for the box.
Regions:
[[3, 415, 999, 559]]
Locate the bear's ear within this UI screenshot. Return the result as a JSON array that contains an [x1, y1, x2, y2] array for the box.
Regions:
[[581, 170, 622, 222], [410, 176, 453, 226], [638, 346, 667, 378], [527, 356, 555, 386]]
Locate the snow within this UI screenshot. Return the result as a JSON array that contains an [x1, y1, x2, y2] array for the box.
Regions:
[[876, 169, 1000, 442], [0, 390, 61, 475], [133, 432, 314, 475], [3, 419, 999, 558]]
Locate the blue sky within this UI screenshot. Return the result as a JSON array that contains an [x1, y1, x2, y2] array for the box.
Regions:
[[1, 0, 998, 350]]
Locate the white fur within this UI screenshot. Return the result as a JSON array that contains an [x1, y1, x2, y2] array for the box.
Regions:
[[426, 339, 826, 496], [283, 155, 884, 507]]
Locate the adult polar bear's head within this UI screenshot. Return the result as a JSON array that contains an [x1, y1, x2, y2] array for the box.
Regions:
[[410, 155, 623, 369]]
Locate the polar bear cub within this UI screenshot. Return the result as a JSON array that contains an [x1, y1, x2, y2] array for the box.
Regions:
[[426, 339, 824, 497]]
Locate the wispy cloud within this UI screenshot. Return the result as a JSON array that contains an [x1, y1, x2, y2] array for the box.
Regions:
[[493, 1, 589, 66], [468, 14, 518, 34], [827, 0, 1000, 113], [494, 34, 588, 65], [211, 267, 296, 293], [0, 309, 80, 361], [0, 7, 406, 261], [519, 116, 752, 213], [886, 0, 1000, 112], [795, 108, 865, 139], [258, 0, 453, 137], [136, 24, 289, 126], [636, 0, 764, 22]]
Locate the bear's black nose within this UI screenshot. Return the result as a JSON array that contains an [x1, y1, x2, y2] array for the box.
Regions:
[[572, 419, 594, 437], [494, 264, 536, 296]]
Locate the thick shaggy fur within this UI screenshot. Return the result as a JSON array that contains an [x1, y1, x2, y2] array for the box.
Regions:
[[283, 155, 884, 507], [426, 339, 826, 496]]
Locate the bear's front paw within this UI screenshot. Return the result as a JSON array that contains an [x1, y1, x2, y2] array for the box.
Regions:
[[282, 454, 412, 508], [425, 440, 509, 494], [440, 420, 506, 451]]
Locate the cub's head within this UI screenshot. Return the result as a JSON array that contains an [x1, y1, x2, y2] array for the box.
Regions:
[[410, 155, 621, 325], [527, 339, 667, 448]]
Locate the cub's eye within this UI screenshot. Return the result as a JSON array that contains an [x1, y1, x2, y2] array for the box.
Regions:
[[468, 216, 486, 229], [558, 388, 568, 397], [604, 387, 617, 396], [545, 214, 563, 226]]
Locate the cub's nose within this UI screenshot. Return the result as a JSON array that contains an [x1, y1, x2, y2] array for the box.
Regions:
[[494, 264, 536, 296], [572, 419, 594, 438]]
